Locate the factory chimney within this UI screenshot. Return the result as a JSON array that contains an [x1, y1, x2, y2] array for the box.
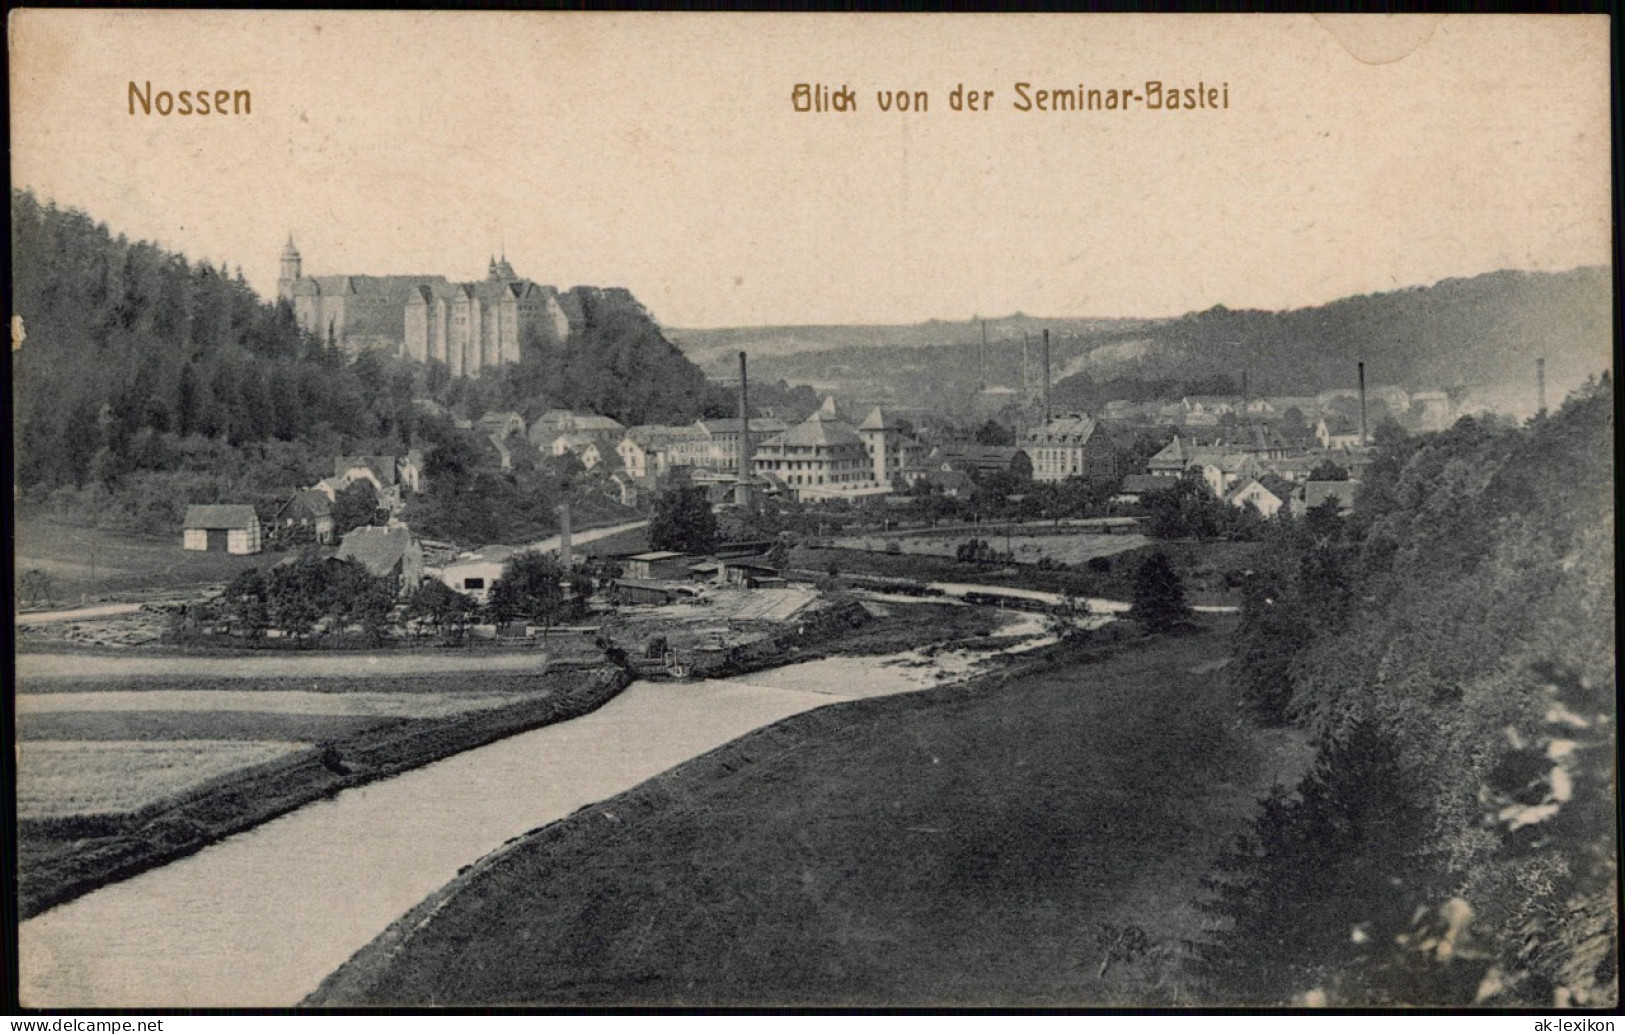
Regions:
[[1357, 362, 1368, 446], [979, 320, 988, 391], [557, 500, 573, 570], [1022, 332, 1031, 397], [1042, 329, 1052, 424], [735, 351, 753, 507], [1537, 357, 1547, 417]]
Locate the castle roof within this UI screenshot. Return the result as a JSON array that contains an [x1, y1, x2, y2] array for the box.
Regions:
[[294, 275, 450, 301], [281, 236, 300, 261]]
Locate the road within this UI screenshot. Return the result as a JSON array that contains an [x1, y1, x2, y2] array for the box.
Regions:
[[520, 519, 647, 555], [15, 603, 145, 626]]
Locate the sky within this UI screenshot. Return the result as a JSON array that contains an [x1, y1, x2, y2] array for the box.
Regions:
[[9, 12, 1613, 329]]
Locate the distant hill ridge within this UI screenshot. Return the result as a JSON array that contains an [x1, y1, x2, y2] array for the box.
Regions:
[[672, 266, 1612, 401]]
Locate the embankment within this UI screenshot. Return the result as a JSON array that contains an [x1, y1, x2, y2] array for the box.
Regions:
[[18, 666, 629, 921], [310, 620, 1305, 1006]]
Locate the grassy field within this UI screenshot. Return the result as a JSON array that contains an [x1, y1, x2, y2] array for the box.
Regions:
[[15, 667, 629, 919], [313, 621, 1312, 1007], [17, 741, 314, 820], [15, 518, 278, 605]]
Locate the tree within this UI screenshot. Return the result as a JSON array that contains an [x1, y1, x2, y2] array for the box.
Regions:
[[221, 568, 269, 638], [649, 486, 719, 554], [487, 550, 566, 628], [407, 578, 475, 640], [19, 569, 56, 608], [974, 418, 1014, 446], [332, 479, 382, 537], [1129, 550, 1193, 633], [1308, 460, 1350, 481]]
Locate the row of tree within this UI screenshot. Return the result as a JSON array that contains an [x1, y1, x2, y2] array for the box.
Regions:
[[202, 548, 595, 645]]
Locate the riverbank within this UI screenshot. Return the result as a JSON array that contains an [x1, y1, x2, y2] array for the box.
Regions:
[[16, 666, 629, 921], [310, 618, 1314, 1006], [796, 540, 1261, 608]]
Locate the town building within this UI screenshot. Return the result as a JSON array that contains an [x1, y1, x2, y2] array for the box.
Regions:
[[1224, 477, 1286, 518], [1293, 479, 1361, 517], [857, 407, 928, 487], [1022, 414, 1116, 484], [271, 490, 335, 545], [335, 525, 425, 597], [1315, 415, 1365, 450], [750, 408, 886, 501], [696, 417, 790, 472], [425, 544, 523, 603]]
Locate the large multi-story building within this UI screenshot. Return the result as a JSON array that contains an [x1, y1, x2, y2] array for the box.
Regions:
[[276, 239, 578, 376], [1022, 414, 1117, 483], [750, 401, 926, 501]]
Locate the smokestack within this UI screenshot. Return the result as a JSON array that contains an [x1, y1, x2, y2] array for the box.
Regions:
[[1022, 332, 1031, 397], [1537, 357, 1547, 417], [981, 320, 990, 391], [736, 351, 752, 506], [1357, 362, 1368, 446], [1042, 329, 1052, 424], [558, 500, 573, 569]]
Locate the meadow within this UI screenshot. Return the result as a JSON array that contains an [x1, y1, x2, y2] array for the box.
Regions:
[[15, 666, 629, 919]]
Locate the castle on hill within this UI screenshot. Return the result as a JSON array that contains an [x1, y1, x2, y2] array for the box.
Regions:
[[276, 238, 580, 376]]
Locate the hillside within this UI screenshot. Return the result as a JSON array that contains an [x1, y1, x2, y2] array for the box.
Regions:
[[671, 268, 1612, 420], [1204, 376, 1616, 1005], [667, 315, 1152, 374], [9, 189, 716, 536]]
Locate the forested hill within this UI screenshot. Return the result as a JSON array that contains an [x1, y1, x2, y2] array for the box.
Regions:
[[1204, 376, 1616, 1005], [10, 189, 719, 531], [674, 267, 1611, 414], [1124, 267, 1612, 397]]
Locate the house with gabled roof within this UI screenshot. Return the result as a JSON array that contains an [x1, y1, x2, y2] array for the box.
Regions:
[[183, 505, 263, 554], [272, 489, 336, 545], [1224, 477, 1285, 518], [1293, 479, 1360, 518], [334, 525, 424, 597]]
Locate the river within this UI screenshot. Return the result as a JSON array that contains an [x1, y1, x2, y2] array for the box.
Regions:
[[17, 623, 1044, 1008]]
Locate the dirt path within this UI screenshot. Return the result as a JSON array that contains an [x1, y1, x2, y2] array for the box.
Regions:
[[16, 603, 145, 625]]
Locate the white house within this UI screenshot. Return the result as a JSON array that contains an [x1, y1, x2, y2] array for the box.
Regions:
[[183, 504, 262, 555], [1224, 477, 1285, 518]]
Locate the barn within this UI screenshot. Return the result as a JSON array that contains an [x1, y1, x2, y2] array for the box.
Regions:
[[182, 505, 263, 555]]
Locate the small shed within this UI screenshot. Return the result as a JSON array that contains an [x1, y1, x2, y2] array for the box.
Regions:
[[183, 505, 263, 554], [625, 551, 693, 581], [612, 578, 702, 606]]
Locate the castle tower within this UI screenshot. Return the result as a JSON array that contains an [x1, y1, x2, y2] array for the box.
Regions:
[[277, 236, 301, 302]]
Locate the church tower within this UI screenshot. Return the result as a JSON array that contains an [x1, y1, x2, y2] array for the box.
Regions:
[[277, 236, 302, 302]]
